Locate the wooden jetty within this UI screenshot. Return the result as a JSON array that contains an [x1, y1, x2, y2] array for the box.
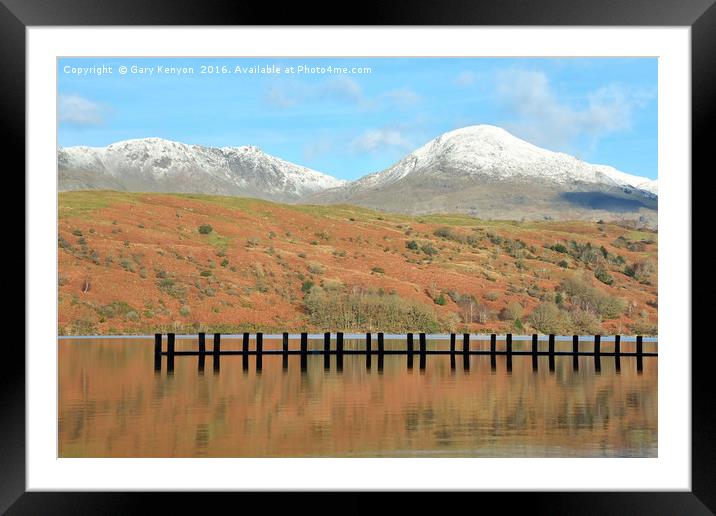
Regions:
[[153, 332, 656, 374]]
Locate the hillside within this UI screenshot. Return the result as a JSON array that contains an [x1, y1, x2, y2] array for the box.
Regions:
[[58, 191, 658, 335]]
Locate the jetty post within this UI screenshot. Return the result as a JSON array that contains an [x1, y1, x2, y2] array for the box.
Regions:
[[283, 332, 289, 370], [336, 332, 344, 371], [324, 332, 331, 370], [167, 333, 175, 374], [462, 333, 470, 370], [419, 333, 427, 370], [198, 332, 206, 354], [572, 335, 579, 370], [365, 332, 372, 369], [213, 333, 221, 373], [242, 332, 249, 370], [300, 332, 308, 371], [636, 335, 644, 373], [154, 333, 162, 372], [594, 334, 601, 356], [167, 332, 175, 355]]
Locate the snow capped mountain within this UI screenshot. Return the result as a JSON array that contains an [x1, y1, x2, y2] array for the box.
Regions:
[[58, 138, 346, 201], [308, 125, 657, 222], [340, 125, 657, 196], [58, 126, 657, 223]]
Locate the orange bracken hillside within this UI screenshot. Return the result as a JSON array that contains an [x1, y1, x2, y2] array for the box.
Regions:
[[58, 191, 658, 335]]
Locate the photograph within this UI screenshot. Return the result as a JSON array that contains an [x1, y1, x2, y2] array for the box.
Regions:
[[56, 56, 658, 458]]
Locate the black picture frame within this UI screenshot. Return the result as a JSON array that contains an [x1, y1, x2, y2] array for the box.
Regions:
[[6, 0, 714, 512]]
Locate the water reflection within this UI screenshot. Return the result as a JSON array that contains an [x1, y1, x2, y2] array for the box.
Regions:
[[59, 338, 658, 458]]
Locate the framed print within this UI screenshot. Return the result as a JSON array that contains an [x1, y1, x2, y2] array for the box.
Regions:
[[6, 0, 715, 512]]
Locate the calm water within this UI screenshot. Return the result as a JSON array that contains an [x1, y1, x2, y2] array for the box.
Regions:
[[58, 337, 657, 458]]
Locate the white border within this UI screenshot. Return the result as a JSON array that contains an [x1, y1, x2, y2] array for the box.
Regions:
[[27, 27, 690, 491]]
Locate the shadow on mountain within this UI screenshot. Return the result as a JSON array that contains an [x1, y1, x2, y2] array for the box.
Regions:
[[560, 191, 654, 212]]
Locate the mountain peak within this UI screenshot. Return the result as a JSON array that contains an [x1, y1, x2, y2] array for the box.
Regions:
[[59, 138, 345, 201]]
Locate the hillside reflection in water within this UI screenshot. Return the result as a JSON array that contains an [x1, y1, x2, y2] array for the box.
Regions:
[[59, 338, 657, 457]]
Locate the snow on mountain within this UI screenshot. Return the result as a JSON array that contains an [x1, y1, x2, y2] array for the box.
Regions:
[[58, 127, 657, 223], [58, 138, 346, 201], [345, 125, 657, 195]]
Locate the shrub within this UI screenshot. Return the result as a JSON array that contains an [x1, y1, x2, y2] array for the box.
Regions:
[[499, 301, 524, 321], [627, 318, 658, 336], [198, 224, 213, 234], [95, 300, 134, 320], [434, 293, 447, 306], [484, 291, 500, 302], [628, 259, 656, 282], [157, 277, 187, 299], [303, 288, 440, 332], [488, 234, 503, 245], [420, 243, 438, 256], [321, 278, 343, 291], [179, 305, 191, 316], [308, 262, 326, 275], [371, 266, 385, 274], [200, 270, 212, 277], [594, 266, 614, 285], [567, 308, 601, 334], [558, 260, 569, 268], [405, 240, 419, 251], [433, 227, 453, 239], [528, 302, 570, 334], [560, 273, 625, 319], [301, 280, 315, 293]]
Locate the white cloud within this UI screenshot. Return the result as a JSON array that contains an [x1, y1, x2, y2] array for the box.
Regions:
[[380, 88, 421, 108], [319, 77, 363, 103], [264, 79, 420, 112], [303, 136, 334, 161], [264, 86, 297, 108], [494, 69, 654, 151], [454, 71, 477, 87], [58, 94, 107, 126], [264, 77, 364, 108], [350, 128, 413, 154]]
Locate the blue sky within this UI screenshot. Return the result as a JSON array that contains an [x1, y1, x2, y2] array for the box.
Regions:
[[58, 57, 657, 180]]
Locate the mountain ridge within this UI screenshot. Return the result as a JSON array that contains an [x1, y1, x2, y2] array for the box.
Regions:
[[58, 137, 346, 202], [58, 125, 657, 222]]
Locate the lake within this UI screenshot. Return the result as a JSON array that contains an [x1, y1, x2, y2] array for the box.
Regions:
[[58, 336, 657, 458]]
